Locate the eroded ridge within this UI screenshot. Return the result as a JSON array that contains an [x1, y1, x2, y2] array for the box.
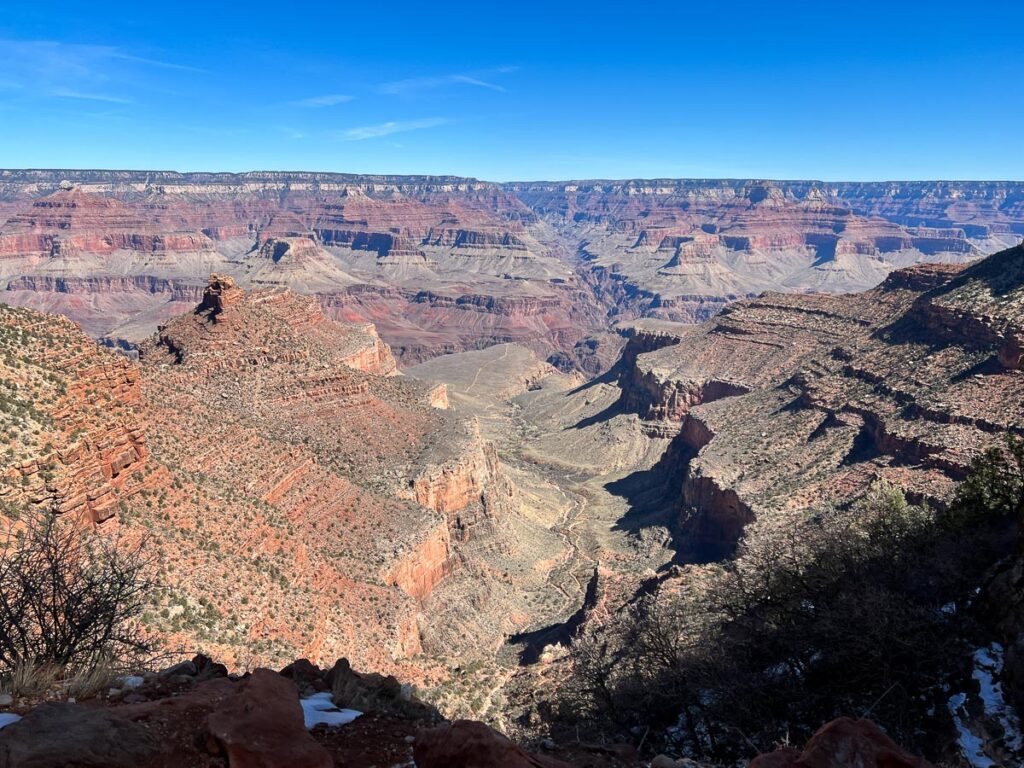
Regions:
[[0, 275, 516, 676], [615, 247, 1024, 561]]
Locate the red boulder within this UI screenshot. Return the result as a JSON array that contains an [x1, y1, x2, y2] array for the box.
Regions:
[[749, 717, 932, 768], [206, 669, 332, 768]]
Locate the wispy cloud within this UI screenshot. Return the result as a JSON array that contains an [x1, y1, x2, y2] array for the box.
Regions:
[[52, 88, 132, 104], [379, 67, 517, 96], [291, 93, 354, 108], [113, 53, 202, 72], [0, 39, 198, 105], [339, 117, 447, 141]]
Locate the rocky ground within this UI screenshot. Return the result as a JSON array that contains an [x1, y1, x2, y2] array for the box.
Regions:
[[0, 653, 936, 768]]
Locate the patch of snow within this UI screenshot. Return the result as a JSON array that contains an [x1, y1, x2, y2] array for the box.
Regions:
[[300, 692, 361, 729], [0, 713, 21, 730], [948, 643, 1024, 768], [117, 675, 145, 690], [949, 692, 996, 768], [972, 644, 1023, 752]]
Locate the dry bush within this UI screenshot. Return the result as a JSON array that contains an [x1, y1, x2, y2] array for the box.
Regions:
[[3, 660, 59, 698], [62, 658, 119, 700], [0, 508, 154, 690]]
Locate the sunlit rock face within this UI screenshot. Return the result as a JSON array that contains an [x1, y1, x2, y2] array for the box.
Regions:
[[612, 245, 1024, 560], [1, 171, 1020, 369]]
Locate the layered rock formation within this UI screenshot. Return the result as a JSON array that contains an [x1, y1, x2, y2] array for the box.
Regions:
[[614, 244, 1024, 560], [512, 179, 1023, 324], [0, 276, 516, 674], [2, 171, 1021, 370]]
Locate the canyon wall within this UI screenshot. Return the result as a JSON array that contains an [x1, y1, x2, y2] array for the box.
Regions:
[[612, 246, 1024, 561], [0, 276, 519, 678], [1, 171, 1021, 372]]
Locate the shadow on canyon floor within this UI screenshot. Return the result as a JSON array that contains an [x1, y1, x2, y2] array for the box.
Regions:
[[604, 432, 696, 569], [567, 368, 627, 430]]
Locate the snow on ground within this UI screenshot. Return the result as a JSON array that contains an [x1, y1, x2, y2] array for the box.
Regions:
[[0, 713, 21, 730], [117, 675, 145, 690], [301, 692, 361, 729], [949, 691, 995, 768], [972, 644, 1024, 752], [948, 642, 1024, 768]]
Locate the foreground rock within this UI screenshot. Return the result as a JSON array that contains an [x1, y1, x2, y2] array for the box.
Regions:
[[414, 719, 573, 768], [0, 659, 594, 768], [205, 670, 332, 768], [0, 702, 159, 768], [329, 657, 440, 720], [749, 717, 932, 768]]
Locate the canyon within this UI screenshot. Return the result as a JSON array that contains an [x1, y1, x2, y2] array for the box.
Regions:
[[0, 171, 1021, 370], [1, 170, 1023, 765], [404, 242, 1024, 764]]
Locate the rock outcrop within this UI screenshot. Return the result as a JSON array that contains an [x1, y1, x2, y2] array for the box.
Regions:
[[0, 276, 515, 674], [612, 245, 1024, 560], [205, 670, 332, 768], [131, 277, 515, 666]]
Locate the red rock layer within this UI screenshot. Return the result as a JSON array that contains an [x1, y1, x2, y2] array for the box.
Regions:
[[0, 305, 149, 526]]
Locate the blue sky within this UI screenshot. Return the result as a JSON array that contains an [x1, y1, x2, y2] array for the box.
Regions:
[[0, 1, 1021, 180]]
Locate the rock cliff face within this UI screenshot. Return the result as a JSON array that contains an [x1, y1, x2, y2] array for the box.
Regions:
[[0, 188, 217, 258], [0, 276, 516, 675], [0, 173, 594, 365], [0, 304, 149, 526], [613, 245, 1024, 561], [2, 171, 1021, 370], [409, 431, 514, 539]]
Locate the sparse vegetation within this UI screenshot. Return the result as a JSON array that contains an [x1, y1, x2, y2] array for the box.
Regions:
[[558, 440, 1024, 760]]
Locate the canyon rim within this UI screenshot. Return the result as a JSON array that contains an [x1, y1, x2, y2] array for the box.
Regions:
[[2, 2, 1024, 765]]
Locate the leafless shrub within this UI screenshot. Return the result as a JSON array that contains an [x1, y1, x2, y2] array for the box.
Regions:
[[0, 509, 155, 681]]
